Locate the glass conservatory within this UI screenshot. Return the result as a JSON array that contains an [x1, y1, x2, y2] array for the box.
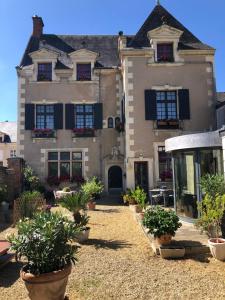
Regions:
[[165, 131, 223, 219]]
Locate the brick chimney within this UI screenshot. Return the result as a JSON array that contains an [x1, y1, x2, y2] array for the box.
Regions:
[[32, 15, 44, 38]]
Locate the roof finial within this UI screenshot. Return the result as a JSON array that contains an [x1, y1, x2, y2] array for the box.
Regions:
[[157, 0, 160, 5]]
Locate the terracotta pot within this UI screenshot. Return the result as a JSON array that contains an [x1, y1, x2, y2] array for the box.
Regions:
[[87, 201, 96, 211], [75, 228, 90, 243], [208, 238, 225, 261], [20, 264, 72, 300], [155, 234, 172, 246], [129, 204, 142, 213]]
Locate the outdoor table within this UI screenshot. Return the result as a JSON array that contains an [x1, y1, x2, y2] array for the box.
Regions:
[[54, 190, 75, 200], [149, 188, 173, 207]]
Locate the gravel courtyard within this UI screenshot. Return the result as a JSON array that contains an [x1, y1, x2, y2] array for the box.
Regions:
[[1, 203, 225, 300]]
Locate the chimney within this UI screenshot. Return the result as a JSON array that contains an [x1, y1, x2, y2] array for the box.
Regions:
[[32, 15, 44, 38]]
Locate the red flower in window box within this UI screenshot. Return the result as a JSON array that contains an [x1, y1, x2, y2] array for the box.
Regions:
[[72, 128, 95, 137], [59, 175, 71, 182], [33, 128, 55, 138]]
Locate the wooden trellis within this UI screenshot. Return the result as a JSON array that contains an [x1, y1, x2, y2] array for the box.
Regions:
[[13, 197, 46, 225]]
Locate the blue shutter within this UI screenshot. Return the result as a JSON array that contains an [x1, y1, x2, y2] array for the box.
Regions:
[[25, 104, 35, 130], [145, 90, 157, 120], [178, 89, 190, 120], [94, 103, 103, 129], [65, 104, 75, 129], [54, 104, 63, 129]]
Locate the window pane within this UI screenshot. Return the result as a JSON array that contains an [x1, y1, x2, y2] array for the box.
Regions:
[[37, 63, 52, 81], [60, 152, 70, 160], [36, 105, 45, 113], [46, 105, 54, 113], [157, 44, 174, 62], [158, 147, 172, 181], [36, 115, 45, 128], [157, 103, 166, 119], [60, 162, 70, 177], [85, 115, 94, 128], [48, 152, 58, 160], [156, 92, 165, 101], [85, 105, 93, 113], [72, 152, 82, 160], [72, 162, 82, 177], [167, 103, 177, 119], [76, 115, 85, 128], [48, 162, 58, 177], [108, 117, 114, 128], [76, 105, 84, 113], [77, 63, 91, 81], [46, 115, 54, 129]]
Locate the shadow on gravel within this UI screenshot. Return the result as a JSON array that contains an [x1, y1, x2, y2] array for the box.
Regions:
[[84, 239, 132, 250], [0, 261, 24, 287], [94, 208, 120, 214]]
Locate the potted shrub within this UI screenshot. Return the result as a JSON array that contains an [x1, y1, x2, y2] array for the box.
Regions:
[[8, 212, 79, 300], [60, 192, 88, 223], [123, 189, 137, 206], [196, 193, 225, 261], [131, 186, 147, 215], [143, 206, 182, 246], [74, 214, 90, 243], [81, 177, 104, 210]]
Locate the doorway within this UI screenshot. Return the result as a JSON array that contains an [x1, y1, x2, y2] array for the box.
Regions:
[[134, 162, 149, 194], [108, 166, 123, 192]]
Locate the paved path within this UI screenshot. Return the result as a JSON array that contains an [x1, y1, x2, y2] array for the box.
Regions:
[[1, 203, 225, 299]]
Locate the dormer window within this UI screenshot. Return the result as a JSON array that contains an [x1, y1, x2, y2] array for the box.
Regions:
[[157, 43, 174, 62], [77, 63, 91, 81], [37, 63, 52, 81]]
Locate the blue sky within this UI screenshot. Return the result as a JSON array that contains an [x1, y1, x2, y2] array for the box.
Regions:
[[0, 0, 224, 121]]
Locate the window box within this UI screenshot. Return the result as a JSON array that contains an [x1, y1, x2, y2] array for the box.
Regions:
[[72, 128, 95, 137], [156, 120, 180, 129], [32, 128, 56, 138]]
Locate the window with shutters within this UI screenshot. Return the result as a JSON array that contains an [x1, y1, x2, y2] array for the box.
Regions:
[[156, 91, 179, 129], [33, 105, 56, 138], [157, 44, 174, 62], [37, 63, 52, 81], [73, 104, 95, 137], [77, 63, 91, 81]]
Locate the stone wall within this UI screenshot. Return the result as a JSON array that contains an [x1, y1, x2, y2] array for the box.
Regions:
[[0, 158, 24, 203]]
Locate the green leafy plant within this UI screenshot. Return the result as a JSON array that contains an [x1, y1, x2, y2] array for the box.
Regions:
[[81, 177, 104, 200], [18, 191, 43, 220], [8, 212, 79, 275], [122, 189, 137, 205], [23, 165, 41, 191], [60, 192, 89, 223], [196, 193, 225, 238], [131, 186, 147, 210], [143, 206, 182, 238], [201, 174, 225, 198]]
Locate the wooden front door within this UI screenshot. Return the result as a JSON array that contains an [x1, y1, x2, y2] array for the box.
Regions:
[[134, 162, 149, 194]]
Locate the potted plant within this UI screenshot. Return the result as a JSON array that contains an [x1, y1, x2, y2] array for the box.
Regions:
[[143, 206, 182, 246], [81, 177, 104, 210], [131, 186, 147, 215], [123, 189, 137, 206], [60, 192, 88, 223], [74, 213, 90, 243], [196, 193, 225, 261], [8, 212, 79, 300]]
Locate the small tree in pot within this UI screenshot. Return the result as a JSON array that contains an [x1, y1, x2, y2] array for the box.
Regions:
[[81, 177, 104, 210], [143, 206, 182, 246], [60, 192, 90, 242], [131, 186, 147, 214], [8, 212, 80, 300]]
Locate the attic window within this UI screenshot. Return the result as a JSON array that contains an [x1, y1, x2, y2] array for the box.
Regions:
[[37, 63, 52, 81], [77, 63, 91, 81], [157, 43, 174, 62]]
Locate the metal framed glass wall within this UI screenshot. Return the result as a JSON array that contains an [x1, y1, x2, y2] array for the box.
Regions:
[[173, 148, 223, 219]]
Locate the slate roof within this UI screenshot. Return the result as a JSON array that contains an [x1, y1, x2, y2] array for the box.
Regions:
[[20, 4, 213, 69], [0, 122, 17, 143], [128, 4, 213, 50], [20, 35, 120, 68]]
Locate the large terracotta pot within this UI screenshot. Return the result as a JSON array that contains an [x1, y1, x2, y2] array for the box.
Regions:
[[87, 201, 96, 211], [208, 238, 225, 261], [21, 264, 72, 300], [129, 204, 142, 213], [155, 234, 172, 246]]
